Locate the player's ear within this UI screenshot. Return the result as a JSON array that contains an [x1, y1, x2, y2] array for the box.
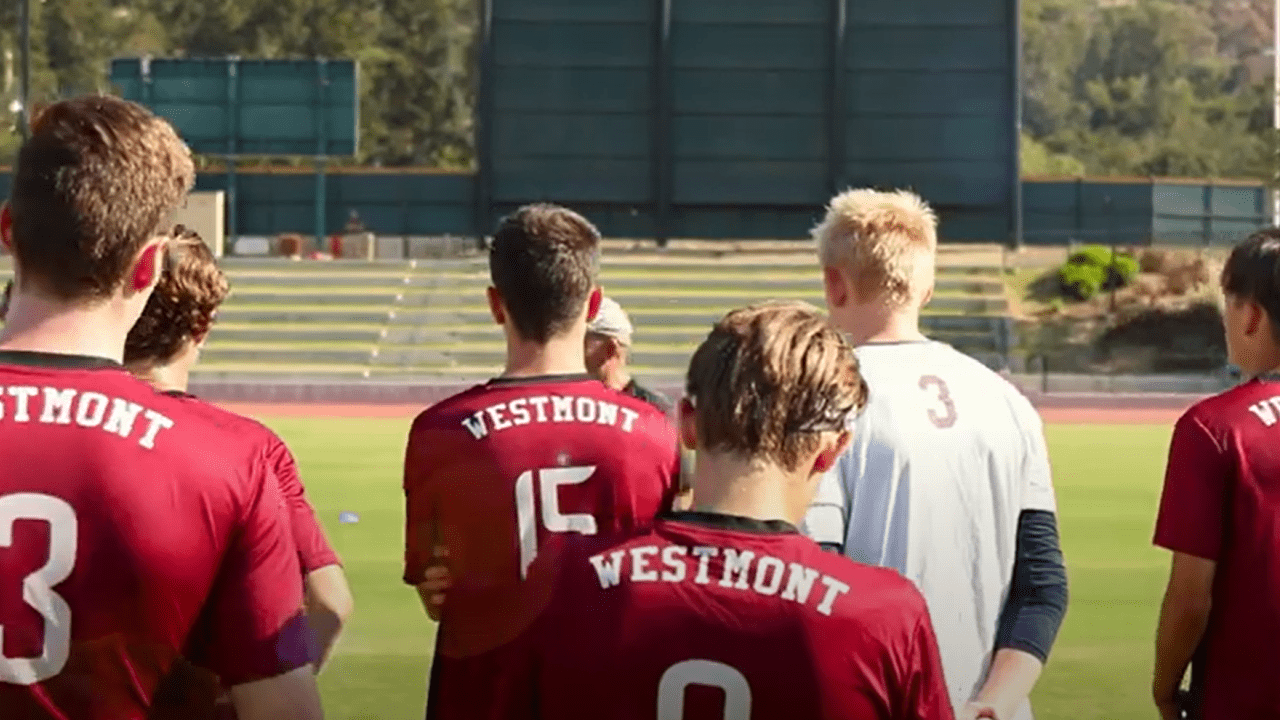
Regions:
[[587, 287, 603, 321], [486, 286, 506, 326], [678, 398, 698, 450], [130, 238, 167, 294], [919, 282, 934, 307], [812, 430, 851, 475], [1245, 300, 1264, 337], [822, 266, 848, 310], [0, 202, 12, 251]]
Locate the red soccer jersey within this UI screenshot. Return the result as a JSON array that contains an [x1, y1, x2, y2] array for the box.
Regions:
[[0, 352, 311, 719], [402, 374, 680, 719], [164, 391, 341, 574], [1154, 377, 1280, 719], [513, 513, 953, 720]]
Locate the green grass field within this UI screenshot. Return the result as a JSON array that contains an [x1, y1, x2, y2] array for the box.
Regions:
[[265, 416, 1175, 720]]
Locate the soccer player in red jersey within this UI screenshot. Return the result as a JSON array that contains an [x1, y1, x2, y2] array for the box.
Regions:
[[510, 301, 954, 720], [402, 204, 681, 718], [120, 227, 354, 718], [1153, 230, 1280, 720], [0, 96, 322, 720]]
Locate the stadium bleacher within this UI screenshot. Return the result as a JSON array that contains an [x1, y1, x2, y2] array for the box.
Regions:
[[0, 243, 1013, 384]]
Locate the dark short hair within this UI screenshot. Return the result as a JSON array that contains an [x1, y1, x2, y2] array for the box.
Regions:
[[685, 301, 868, 471], [9, 95, 194, 300], [125, 226, 229, 367], [1222, 229, 1280, 337], [489, 204, 600, 343]]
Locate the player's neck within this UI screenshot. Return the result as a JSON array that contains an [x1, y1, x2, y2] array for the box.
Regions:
[[503, 332, 589, 378], [603, 365, 632, 391], [691, 456, 805, 526], [0, 291, 132, 363], [133, 362, 190, 394], [836, 305, 927, 347]]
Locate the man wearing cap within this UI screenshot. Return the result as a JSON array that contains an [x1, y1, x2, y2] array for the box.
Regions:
[[585, 295, 673, 414], [587, 296, 694, 509]]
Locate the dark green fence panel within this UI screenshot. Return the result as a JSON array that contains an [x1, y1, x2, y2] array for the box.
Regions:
[[842, 0, 1017, 241], [485, 0, 655, 214], [474, 0, 1018, 243], [1024, 179, 1270, 247]]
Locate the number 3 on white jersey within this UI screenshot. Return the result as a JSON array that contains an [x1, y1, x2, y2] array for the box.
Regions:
[[0, 493, 77, 685], [658, 660, 751, 720], [514, 466, 598, 579]]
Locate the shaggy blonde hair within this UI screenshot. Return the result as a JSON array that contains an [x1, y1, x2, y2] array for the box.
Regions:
[[812, 189, 938, 306]]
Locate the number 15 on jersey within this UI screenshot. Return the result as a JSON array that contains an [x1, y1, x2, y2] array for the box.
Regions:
[[515, 466, 599, 579]]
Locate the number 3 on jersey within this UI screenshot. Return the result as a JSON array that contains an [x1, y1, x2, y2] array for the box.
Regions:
[[918, 375, 958, 429], [515, 466, 598, 579], [0, 493, 77, 685]]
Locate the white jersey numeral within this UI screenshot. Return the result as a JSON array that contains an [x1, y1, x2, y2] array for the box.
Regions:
[[657, 659, 752, 720], [0, 493, 77, 685], [514, 465, 599, 578]]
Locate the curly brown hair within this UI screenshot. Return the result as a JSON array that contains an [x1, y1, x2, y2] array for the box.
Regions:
[[124, 226, 229, 367], [685, 301, 869, 472]]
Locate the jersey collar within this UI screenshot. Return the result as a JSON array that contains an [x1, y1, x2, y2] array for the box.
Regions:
[[487, 373, 594, 387], [0, 349, 123, 371], [663, 511, 799, 535]]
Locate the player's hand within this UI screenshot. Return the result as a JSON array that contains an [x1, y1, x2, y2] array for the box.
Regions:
[[416, 546, 452, 622], [958, 701, 1001, 720]]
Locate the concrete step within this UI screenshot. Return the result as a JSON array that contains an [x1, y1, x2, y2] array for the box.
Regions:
[[209, 326, 386, 343], [201, 347, 375, 364], [217, 308, 393, 324], [226, 291, 401, 307]]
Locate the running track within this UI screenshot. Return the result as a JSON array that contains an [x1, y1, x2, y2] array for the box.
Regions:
[[220, 392, 1199, 425]]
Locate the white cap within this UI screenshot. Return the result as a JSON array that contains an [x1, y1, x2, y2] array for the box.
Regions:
[[587, 296, 634, 346]]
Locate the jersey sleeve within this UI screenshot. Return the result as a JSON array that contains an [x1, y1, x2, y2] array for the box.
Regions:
[[266, 433, 340, 572], [896, 595, 954, 720], [403, 414, 439, 586], [1153, 412, 1231, 561], [187, 451, 312, 686], [1016, 399, 1057, 513]]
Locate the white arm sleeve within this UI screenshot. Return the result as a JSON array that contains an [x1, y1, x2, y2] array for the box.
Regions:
[[801, 464, 847, 547]]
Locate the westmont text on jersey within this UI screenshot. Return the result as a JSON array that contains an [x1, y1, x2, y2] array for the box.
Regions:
[[587, 544, 853, 617], [461, 395, 645, 439], [0, 385, 175, 449]]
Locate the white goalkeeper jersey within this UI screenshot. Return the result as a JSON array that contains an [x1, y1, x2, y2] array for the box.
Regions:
[[802, 340, 1057, 720]]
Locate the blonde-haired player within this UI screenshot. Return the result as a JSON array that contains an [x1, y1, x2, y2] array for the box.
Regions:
[[803, 189, 1069, 720]]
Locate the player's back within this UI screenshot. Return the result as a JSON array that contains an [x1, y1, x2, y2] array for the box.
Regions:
[[804, 340, 1054, 714], [528, 514, 952, 720], [404, 375, 679, 658], [1158, 377, 1280, 718], [0, 352, 308, 719]]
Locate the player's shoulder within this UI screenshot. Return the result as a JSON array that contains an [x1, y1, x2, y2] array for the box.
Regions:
[[932, 343, 1041, 422], [165, 392, 272, 433], [1181, 378, 1280, 434], [811, 549, 930, 627], [410, 383, 492, 428]]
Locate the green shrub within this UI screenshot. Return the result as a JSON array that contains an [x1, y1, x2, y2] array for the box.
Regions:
[[1068, 244, 1116, 269], [1106, 254, 1139, 289], [1061, 244, 1139, 295], [1059, 262, 1105, 301]]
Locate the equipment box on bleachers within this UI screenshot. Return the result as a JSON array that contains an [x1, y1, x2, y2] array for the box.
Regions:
[[174, 191, 226, 258]]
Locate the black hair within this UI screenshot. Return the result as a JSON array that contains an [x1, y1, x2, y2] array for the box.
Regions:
[[1221, 229, 1280, 339]]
